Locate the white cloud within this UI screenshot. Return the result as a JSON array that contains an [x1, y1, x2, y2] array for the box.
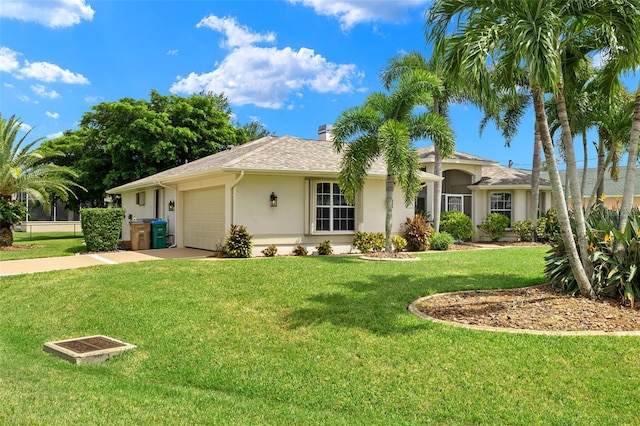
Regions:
[[0, 0, 94, 28], [3, 82, 14, 89], [167, 49, 179, 56], [31, 84, 61, 99], [46, 111, 60, 119], [197, 15, 276, 48], [19, 61, 89, 84], [84, 95, 102, 103], [46, 131, 64, 139], [19, 123, 33, 132], [0, 46, 20, 72], [18, 94, 38, 104], [171, 15, 362, 109], [287, 0, 430, 30]]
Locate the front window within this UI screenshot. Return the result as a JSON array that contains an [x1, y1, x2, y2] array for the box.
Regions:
[[490, 192, 512, 225], [315, 182, 355, 232]]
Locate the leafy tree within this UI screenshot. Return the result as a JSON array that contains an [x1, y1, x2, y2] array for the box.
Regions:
[[0, 115, 82, 246], [241, 120, 275, 140], [42, 90, 253, 208], [333, 69, 453, 252]]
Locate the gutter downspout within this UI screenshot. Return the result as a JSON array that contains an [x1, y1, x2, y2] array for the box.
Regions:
[[157, 182, 178, 248], [230, 171, 245, 226]]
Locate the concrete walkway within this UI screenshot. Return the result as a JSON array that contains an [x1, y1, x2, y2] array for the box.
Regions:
[[0, 248, 213, 277]]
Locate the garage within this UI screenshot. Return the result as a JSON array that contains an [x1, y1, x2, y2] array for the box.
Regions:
[[183, 186, 226, 251]]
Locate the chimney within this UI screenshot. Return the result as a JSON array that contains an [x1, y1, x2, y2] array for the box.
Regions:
[[318, 124, 334, 141]]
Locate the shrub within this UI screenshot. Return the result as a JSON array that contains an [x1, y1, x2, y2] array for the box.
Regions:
[[537, 208, 560, 242], [225, 224, 253, 258], [535, 216, 548, 242], [513, 220, 534, 242], [261, 244, 277, 257], [430, 232, 454, 251], [316, 240, 333, 255], [402, 214, 434, 251], [477, 213, 510, 241], [353, 231, 385, 253], [80, 208, 125, 252], [439, 211, 473, 241], [391, 235, 407, 252], [545, 205, 640, 306], [292, 245, 308, 256]]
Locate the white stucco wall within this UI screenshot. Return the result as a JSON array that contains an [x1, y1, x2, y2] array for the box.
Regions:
[[119, 187, 177, 243]]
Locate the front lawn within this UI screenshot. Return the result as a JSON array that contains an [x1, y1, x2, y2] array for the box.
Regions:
[[2, 247, 639, 424], [0, 232, 85, 261]]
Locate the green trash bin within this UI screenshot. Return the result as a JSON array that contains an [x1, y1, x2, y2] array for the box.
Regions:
[[150, 219, 167, 249]]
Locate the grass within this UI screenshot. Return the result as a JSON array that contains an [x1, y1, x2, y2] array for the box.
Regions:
[[2, 247, 640, 424], [0, 232, 85, 261]]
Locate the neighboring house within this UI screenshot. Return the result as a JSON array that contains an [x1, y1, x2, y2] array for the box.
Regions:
[[553, 168, 640, 210], [417, 147, 552, 241], [107, 129, 441, 255], [108, 127, 554, 253]]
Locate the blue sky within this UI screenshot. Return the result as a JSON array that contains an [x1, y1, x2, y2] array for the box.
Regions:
[[1, 0, 638, 170]]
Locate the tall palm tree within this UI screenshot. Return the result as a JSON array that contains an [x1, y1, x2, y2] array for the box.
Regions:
[[332, 69, 454, 251], [426, 0, 639, 298], [380, 52, 457, 232], [0, 115, 82, 246]]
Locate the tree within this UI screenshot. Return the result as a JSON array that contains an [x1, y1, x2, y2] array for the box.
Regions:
[[0, 115, 82, 246], [426, 0, 640, 298], [241, 120, 275, 140], [42, 90, 253, 208], [381, 52, 457, 232], [332, 69, 454, 252]]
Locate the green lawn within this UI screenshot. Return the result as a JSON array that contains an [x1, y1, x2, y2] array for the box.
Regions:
[[0, 232, 86, 261], [2, 247, 639, 424]]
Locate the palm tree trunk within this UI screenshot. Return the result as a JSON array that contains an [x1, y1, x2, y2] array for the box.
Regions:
[[618, 86, 640, 233], [555, 85, 592, 277], [433, 147, 443, 232], [530, 121, 541, 240], [581, 132, 588, 200], [533, 87, 594, 298], [596, 133, 605, 200], [385, 173, 394, 252]]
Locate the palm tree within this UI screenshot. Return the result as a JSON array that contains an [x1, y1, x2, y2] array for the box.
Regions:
[[332, 69, 454, 252], [426, 0, 639, 298], [380, 52, 457, 232], [0, 115, 82, 246]]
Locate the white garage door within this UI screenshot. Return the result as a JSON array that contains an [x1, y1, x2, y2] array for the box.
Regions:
[[183, 186, 225, 251]]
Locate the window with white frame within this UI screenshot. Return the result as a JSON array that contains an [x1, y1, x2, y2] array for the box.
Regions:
[[315, 182, 355, 232], [490, 192, 512, 224]]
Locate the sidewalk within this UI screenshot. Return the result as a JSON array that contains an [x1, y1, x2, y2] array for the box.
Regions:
[[0, 248, 212, 277]]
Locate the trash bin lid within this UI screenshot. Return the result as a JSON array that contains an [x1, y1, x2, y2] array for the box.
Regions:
[[150, 219, 167, 225]]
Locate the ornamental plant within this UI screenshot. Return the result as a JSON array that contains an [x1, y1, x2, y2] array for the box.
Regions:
[[225, 224, 253, 258], [545, 205, 640, 306], [477, 213, 510, 241], [402, 214, 434, 251], [261, 244, 278, 257], [316, 240, 333, 255], [391, 235, 407, 252], [0, 199, 27, 246], [513, 219, 534, 242], [439, 210, 473, 241], [353, 231, 385, 253], [81, 208, 125, 252], [292, 245, 308, 256], [429, 232, 454, 251]]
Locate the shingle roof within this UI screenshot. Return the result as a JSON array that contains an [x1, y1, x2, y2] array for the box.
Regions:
[[417, 146, 497, 164], [545, 167, 640, 197], [108, 135, 441, 193], [471, 165, 551, 187]]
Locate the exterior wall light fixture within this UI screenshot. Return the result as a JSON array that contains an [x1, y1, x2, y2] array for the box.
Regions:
[[270, 192, 278, 207], [168, 200, 175, 211]]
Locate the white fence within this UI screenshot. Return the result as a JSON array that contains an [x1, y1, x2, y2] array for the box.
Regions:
[[14, 221, 82, 236]]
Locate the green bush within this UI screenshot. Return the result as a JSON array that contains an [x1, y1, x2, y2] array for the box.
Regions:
[[439, 211, 473, 241], [391, 235, 407, 252], [225, 224, 253, 258], [546, 205, 640, 306], [513, 220, 534, 242], [0, 198, 26, 226], [261, 244, 277, 257], [292, 245, 308, 256], [477, 213, 510, 241], [81, 208, 125, 252], [316, 240, 333, 255], [430, 232, 454, 251], [536, 208, 560, 242], [353, 231, 385, 253], [402, 214, 434, 251]]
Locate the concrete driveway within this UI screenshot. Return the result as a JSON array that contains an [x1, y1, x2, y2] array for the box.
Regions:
[[0, 248, 213, 277]]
